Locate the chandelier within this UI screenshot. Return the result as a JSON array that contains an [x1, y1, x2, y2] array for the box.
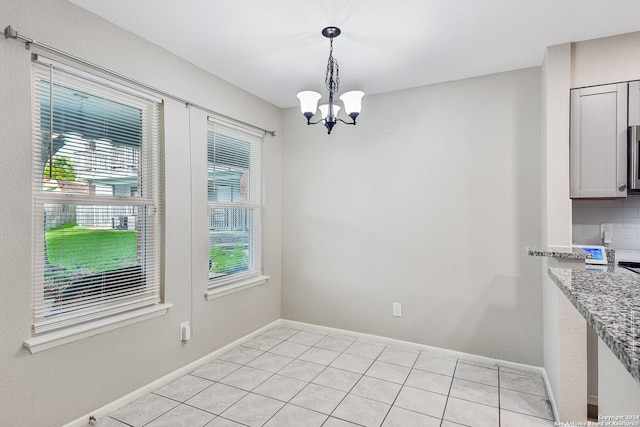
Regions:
[[296, 27, 364, 135]]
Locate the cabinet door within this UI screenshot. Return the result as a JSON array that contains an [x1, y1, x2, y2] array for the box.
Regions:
[[629, 81, 640, 126], [570, 83, 628, 198]]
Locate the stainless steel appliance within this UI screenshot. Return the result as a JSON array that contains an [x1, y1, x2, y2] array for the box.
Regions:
[[618, 261, 640, 274], [629, 126, 640, 191]]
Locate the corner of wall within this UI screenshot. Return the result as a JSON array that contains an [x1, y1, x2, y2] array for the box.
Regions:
[[541, 41, 574, 418]]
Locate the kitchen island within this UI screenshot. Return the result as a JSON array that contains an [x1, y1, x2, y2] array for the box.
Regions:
[[548, 267, 640, 417], [548, 268, 640, 383]]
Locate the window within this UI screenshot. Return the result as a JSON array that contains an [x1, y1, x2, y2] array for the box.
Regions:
[[207, 120, 265, 293], [31, 56, 163, 335]]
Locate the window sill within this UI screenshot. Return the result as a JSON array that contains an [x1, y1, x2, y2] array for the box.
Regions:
[[205, 275, 270, 300], [23, 303, 172, 354]]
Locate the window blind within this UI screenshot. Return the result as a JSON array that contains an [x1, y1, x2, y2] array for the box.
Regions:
[[207, 120, 263, 290], [31, 57, 162, 333]]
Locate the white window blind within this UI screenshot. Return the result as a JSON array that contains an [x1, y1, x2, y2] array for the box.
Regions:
[[207, 120, 263, 290], [31, 56, 162, 334]]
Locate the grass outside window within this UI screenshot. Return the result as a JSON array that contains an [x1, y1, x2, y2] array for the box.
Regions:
[[46, 223, 137, 273]]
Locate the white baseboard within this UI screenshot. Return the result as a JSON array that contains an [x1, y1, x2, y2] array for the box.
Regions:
[[65, 318, 558, 425], [63, 319, 281, 427], [280, 319, 558, 421], [541, 367, 560, 422], [281, 319, 547, 372]]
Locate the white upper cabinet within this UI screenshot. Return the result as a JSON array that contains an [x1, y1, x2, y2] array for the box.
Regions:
[[570, 83, 628, 198], [629, 81, 640, 126]]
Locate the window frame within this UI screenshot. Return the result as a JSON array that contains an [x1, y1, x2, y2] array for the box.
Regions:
[[205, 119, 268, 298], [27, 54, 169, 350]]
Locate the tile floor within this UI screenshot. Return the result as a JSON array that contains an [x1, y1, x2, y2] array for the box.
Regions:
[[95, 324, 555, 427]]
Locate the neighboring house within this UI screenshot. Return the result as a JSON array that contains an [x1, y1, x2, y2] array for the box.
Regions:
[[45, 136, 139, 230]]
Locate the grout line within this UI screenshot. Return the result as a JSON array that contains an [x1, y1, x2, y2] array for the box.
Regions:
[[378, 346, 419, 426], [323, 340, 389, 426], [221, 328, 305, 427], [138, 399, 180, 427], [102, 324, 554, 427], [439, 359, 459, 427], [265, 328, 348, 427]]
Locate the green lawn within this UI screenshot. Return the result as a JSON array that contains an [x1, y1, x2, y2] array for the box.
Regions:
[[46, 225, 248, 277], [46, 224, 137, 274]]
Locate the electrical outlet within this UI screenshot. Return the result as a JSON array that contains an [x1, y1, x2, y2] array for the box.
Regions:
[[392, 302, 402, 317], [601, 223, 613, 236], [180, 321, 191, 341]]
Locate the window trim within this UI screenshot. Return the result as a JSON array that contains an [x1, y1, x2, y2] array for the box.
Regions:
[[205, 274, 270, 300], [30, 55, 165, 338], [23, 303, 172, 354], [206, 118, 266, 295], [33, 54, 163, 104]]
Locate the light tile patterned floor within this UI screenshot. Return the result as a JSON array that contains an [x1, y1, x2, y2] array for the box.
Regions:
[[96, 324, 556, 427]]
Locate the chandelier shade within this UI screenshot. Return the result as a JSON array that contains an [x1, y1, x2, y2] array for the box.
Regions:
[[296, 27, 364, 135], [318, 104, 341, 120], [296, 91, 322, 117], [339, 90, 364, 117]]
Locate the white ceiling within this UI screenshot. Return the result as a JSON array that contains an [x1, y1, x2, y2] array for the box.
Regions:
[[68, 0, 640, 109]]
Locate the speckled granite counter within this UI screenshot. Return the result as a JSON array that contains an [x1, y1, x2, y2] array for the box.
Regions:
[[527, 246, 593, 260], [548, 267, 640, 383]]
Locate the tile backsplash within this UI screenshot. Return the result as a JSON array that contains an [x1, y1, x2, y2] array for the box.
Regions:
[[572, 196, 640, 261]]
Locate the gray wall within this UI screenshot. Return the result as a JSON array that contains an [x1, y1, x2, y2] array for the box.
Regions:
[[281, 67, 543, 365], [0, 2, 550, 425], [0, 1, 282, 426]]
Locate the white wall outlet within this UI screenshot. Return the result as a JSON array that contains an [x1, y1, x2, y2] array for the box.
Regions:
[[180, 321, 191, 341], [392, 302, 402, 317], [600, 223, 613, 236], [600, 223, 613, 244]]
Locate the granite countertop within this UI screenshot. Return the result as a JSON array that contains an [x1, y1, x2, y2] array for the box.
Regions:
[[527, 246, 593, 260], [548, 267, 640, 383]]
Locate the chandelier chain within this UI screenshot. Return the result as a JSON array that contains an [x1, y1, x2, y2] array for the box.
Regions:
[[325, 37, 340, 94]]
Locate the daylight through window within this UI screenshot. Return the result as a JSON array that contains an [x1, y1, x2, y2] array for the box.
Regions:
[[31, 56, 162, 333], [207, 120, 263, 291]]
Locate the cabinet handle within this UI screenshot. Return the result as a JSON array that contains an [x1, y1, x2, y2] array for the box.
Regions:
[[619, 184, 627, 192]]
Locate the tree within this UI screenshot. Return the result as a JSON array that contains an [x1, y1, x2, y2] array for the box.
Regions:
[[44, 156, 77, 181], [42, 153, 76, 270]]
